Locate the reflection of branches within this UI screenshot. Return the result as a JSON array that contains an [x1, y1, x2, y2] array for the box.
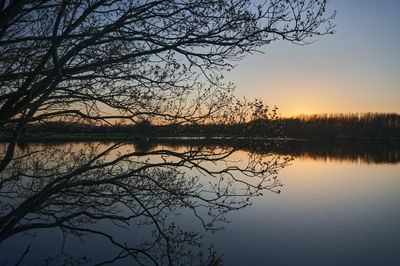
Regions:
[[0, 142, 291, 264]]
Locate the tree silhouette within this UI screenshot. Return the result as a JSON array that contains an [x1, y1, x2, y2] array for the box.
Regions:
[[0, 0, 334, 264], [0, 0, 334, 167]]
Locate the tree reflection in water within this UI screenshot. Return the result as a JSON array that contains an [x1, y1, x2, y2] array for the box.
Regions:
[[0, 141, 291, 265], [260, 140, 400, 164]]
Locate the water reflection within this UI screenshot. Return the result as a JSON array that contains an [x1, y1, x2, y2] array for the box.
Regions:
[[15, 139, 399, 165], [1, 140, 398, 264], [266, 140, 400, 164], [130, 139, 400, 164], [120, 139, 400, 164], [0, 142, 289, 265]]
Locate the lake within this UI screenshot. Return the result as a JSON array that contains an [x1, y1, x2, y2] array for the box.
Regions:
[[0, 140, 399, 265]]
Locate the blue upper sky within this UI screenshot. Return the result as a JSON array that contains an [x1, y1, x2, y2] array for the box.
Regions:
[[227, 0, 400, 116]]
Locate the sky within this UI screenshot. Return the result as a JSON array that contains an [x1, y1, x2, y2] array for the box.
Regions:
[[226, 0, 400, 117]]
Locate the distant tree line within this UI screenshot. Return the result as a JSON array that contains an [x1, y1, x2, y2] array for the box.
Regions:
[[2, 113, 399, 140], [283, 113, 400, 139]]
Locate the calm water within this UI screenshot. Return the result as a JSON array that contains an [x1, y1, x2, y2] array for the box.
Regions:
[[1, 141, 399, 265]]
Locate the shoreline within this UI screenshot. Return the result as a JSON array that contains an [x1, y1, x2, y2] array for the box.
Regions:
[[1, 133, 399, 143]]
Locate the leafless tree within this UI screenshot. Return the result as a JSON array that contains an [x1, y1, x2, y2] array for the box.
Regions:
[[0, 0, 334, 264], [0, 0, 334, 168]]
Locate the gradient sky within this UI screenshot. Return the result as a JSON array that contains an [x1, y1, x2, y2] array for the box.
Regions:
[[226, 0, 400, 117]]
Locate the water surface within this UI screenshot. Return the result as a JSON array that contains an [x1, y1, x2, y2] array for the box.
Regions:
[[1, 141, 399, 265]]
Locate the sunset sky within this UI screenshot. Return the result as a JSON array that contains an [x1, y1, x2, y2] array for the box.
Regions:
[[227, 0, 400, 117]]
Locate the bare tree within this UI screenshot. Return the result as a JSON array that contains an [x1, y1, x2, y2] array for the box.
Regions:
[[0, 0, 334, 264], [0, 0, 334, 167]]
